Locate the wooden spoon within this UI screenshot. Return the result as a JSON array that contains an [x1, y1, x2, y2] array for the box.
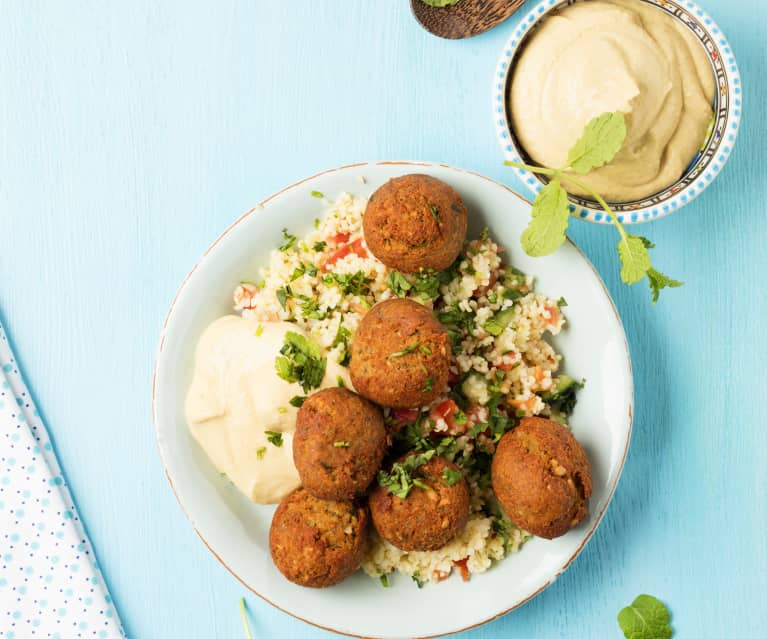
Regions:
[[410, 0, 525, 40]]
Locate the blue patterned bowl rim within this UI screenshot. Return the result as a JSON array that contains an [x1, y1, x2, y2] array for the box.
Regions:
[[493, 0, 742, 225]]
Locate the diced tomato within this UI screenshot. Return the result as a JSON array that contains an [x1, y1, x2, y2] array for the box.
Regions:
[[433, 570, 450, 582], [391, 408, 419, 426], [509, 396, 538, 414], [453, 558, 470, 582], [430, 399, 467, 435], [497, 358, 517, 372], [544, 305, 560, 326], [324, 238, 368, 270], [329, 232, 350, 245]]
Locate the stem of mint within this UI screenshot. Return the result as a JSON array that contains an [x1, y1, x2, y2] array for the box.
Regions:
[[239, 598, 254, 639]]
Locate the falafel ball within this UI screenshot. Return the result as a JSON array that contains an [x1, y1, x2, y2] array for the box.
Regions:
[[369, 453, 469, 551], [363, 174, 468, 273], [293, 387, 387, 500], [269, 487, 368, 588], [349, 298, 451, 408], [491, 416, 593, 539]]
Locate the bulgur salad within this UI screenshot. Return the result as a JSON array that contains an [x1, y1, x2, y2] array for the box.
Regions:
[[232, 191, 583, 586]]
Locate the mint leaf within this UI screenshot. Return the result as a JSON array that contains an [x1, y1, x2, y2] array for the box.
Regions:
[[520, 179, 571, 257], [647, 268, 683, 303], [567, 111, 627, 174], [617, 235, 652, 284], [617, 594, 672, 639]]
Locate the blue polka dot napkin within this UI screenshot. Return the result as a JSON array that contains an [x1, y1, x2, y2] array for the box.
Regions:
[[0, 322, 125, 638]]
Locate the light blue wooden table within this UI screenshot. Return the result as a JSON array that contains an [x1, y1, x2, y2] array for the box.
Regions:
[[1, 2, 764, 637]]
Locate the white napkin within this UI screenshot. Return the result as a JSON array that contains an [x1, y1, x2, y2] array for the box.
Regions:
[[0, 322, 125, 638]]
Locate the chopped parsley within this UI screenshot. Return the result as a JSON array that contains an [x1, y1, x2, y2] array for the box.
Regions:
[[331, 319, 352, 366], [310, 190, 324, 199], [277, 406, 287, 414], [420, 344, 432, 355], [275, 285, 292, 310], [295, 295, 327, 320], [337, 375, 346, 388], [290, 262, 318, 281], [313, 240, 327, 252], [424, 199, 440, 221], [386, 271, 412, 297], [265, 431, 283, 447], [541, 376, 584, 417], [278, 228, 297, 252], [442, 467, 462, 486], [333, 441, 350, 448], [388, 342, 420, 358], [256, 446, 266, 460], [254, 324, 264, 337], [379, 574, 390, 588], [422, 375, 434, 393], [377, 450, 435, 499], [412, 573, 425, 589], [289, 395, 306, 408], [412, 270, 442, 301], [557, 296, 568, 307], [323, 271, 372, 296], [274, 331, 327, 393]]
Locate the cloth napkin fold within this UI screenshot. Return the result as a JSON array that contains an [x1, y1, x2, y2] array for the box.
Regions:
[[0, 321, 125, 638]]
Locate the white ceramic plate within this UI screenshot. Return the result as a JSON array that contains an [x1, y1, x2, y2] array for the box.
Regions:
[[152, 161, 633, 639]]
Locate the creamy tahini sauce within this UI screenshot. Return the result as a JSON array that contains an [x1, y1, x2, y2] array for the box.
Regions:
[[185, 316, 351, 504], [510, 0, 715, 202]]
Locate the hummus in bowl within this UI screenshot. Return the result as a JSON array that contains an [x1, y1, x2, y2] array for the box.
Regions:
[[494, 0, 742, 224]]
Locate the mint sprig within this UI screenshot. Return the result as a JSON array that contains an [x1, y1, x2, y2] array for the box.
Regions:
[[617, 594, 673, 639], [505, 111, 682, 303]]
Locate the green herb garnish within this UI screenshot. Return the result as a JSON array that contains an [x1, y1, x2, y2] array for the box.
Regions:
[[290, 262, 318, 281], [265, 430, 283, 447], [332, 319, 352, 366], [505, 111, 681, 302], [333, 441, 350, 448], [377, 450, 435, 499], [422, 375, 434, 393], [386, 271, 412, 297], [442, 467, 462, 486], [337, 375, 346, 388], [426, 200, 440, 221], [557, 296, 568, 307], [617, 594, 673, 639], [412, 573, 425, 589], [412, 270, 442, 301], [254, 325, 264, 337], [278, 228, 297, 252], [310, 190, 324, 199], [256, 447, 266, 460], [313, 240, 327, 252], [274, 331, 327, 393], [289, 395, 306, 408], [388, 342, 420, 358], [275, 285, 291, 310], [379, 574, 390, 588], [323, 270, 372, 296], [541, 376, 584, 417]]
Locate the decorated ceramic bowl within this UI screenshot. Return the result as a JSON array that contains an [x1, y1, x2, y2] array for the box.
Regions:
[[493, 0, 742, 224]]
